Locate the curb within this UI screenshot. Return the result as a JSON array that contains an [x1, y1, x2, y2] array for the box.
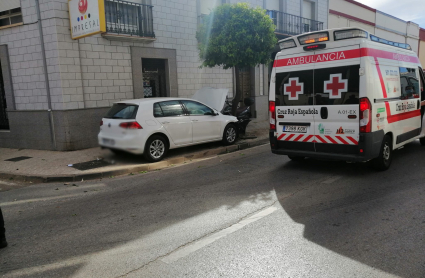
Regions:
[[0, 138, 269, 184]]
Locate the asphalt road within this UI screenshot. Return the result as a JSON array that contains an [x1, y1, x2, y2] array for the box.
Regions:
[[0, 142, 424, 278]]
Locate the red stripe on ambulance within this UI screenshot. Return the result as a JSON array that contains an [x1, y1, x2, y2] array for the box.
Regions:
[[278, 134, 358, 145], [335, 136, 349, 145], [346, 136, 358, 145]]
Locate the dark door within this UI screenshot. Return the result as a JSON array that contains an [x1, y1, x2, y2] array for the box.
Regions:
[[0, 61, 9, 130]]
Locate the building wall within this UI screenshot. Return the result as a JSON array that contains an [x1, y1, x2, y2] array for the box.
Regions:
[[0, 0, 328, 150], [419, 28, 425, 67], [328, 0, 420, 55]]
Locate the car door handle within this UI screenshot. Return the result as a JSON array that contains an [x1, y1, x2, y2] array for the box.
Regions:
[[192, 120, 198, 122], [320, 107, 328, 119], [162, 121, 170, 124]]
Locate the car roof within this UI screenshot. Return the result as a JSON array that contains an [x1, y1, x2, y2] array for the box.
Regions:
[[115, 97, 197, 105]]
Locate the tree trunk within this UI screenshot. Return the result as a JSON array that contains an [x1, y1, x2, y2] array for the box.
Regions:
[[232, 66, 242, 116]]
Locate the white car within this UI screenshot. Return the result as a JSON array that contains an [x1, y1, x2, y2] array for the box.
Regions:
[[98, 90, 239, 162]]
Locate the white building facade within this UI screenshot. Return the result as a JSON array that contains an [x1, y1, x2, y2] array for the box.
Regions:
[[0, 0, 328, 151], [328, 0, 420, 54]]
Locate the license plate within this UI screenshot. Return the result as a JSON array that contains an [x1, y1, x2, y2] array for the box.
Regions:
[[283, 125, 307, 133], [102, 138, 115, 145]]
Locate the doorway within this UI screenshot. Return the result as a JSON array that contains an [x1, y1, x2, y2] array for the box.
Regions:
[[0, 60, 9, 130], [142, 58, 167, 98]]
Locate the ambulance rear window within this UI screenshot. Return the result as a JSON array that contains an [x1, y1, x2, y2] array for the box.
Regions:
[[314, 65, 360, 105], [274, 65, 360, 106], [275, 70, 313, 106]]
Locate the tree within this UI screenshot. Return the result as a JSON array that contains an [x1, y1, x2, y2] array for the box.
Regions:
[[196, 3, 277, 115]]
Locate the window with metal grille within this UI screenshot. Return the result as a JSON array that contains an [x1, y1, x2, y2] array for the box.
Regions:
[[105, 0, 154, 37]]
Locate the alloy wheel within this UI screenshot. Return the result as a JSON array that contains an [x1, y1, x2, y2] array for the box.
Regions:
[[383, 143, 390, 160], [150, 139, 165, 159], [226, 127, 236, 143]]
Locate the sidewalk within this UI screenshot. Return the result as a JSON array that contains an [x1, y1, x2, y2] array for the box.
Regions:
[[0, 120, 269, 183]]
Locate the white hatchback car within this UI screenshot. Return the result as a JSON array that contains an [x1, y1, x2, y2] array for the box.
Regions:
[[98, 96, 239, 162]]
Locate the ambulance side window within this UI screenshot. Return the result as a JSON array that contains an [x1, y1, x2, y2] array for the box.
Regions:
[[275, 70, 313, 106], [399, 67, 418, 99], [313, 65, 360, 105]]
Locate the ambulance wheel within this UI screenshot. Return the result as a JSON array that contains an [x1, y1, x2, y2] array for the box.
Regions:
[[373, 135, 392, 171], [420, 137, 425, 146], [288, 155, 305, 161]]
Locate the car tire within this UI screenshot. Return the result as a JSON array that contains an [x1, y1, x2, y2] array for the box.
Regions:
[[420, 137, 425, 146], [288, 155, 305, 161], [222, 124, 238, 145], [144, 135, 168, 162], [372, 135, 392, 171]]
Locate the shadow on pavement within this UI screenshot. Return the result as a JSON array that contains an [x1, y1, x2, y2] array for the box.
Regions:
[[272, 141, 425, 277], [1, 142, 424, 277]]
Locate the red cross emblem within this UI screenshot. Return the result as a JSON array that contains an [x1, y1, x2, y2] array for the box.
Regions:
[[284, 78, 304, 100], [324, 74, 347, 99]]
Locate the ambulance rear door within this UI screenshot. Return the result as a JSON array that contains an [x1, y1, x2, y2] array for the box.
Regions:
[[274, 52, 316, 152], [313, 45, 361, 155]]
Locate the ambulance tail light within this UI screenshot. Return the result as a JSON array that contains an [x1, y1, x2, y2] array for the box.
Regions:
[[359, 98, 371, 133], [269, 101, 276, 131]]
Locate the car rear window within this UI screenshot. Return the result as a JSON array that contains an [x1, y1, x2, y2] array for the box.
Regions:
[[105, 103, 138, 119]]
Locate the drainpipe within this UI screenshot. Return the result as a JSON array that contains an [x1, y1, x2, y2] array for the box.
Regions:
[[35, 0, 57, 150]]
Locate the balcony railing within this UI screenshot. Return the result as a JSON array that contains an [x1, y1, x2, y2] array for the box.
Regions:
[[266, 10, 323, 36], [105, 0, 155, 38]]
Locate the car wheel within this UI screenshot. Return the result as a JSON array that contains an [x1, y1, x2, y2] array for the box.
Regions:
[[288, 155, 305, 161], [420, 137, 425, 146], [372, 135, 392, 171], [144, 135, 168, 162], [222, 124, 238, 145]]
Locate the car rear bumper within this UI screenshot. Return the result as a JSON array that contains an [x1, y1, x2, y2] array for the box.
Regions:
[[269, 130, 384, 162], [98, 133, 147, 154]]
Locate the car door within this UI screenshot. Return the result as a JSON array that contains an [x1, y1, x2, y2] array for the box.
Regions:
[[313, 64, 361, 154], [155, 100, 192, 145], [274, 65, 316, 152], [312, 46, 361, 155], [180, 100, 222, 142]]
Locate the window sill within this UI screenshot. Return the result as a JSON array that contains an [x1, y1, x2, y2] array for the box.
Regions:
[[0, 22, 23, 30], [101, 33, 156, 43]]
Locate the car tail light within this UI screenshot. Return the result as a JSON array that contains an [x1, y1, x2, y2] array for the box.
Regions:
[[100, 120, 103, 126], [119, 121, 143, 129], [359, 98, 371, 133], [269, 101, 276, 131]]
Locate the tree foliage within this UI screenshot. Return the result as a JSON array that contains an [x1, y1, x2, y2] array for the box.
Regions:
[[196, 3, 277, 69]]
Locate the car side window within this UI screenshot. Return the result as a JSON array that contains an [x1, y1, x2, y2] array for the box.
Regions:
[[399, 67, 418, 99], [157, 101, 184, 117], [181, 100, 213, 116], [153, 103, 163, 117]]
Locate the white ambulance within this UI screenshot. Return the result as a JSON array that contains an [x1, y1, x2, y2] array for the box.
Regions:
[[269, 27, 425, 170]]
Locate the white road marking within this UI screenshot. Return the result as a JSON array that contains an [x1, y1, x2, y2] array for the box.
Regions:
[[0, 180, 16, 186], [161, 205, 278, 264], [322, 176, 342, 184]]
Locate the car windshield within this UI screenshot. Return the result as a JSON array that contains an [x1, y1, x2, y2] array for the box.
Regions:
[[105, 103, 138, 119]]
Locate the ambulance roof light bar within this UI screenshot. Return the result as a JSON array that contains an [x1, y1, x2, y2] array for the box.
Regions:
[[279, 39, 297, 50], [334, 29, 368, 41], [298, 32, 329, 45], [370, 34, 412, 50]]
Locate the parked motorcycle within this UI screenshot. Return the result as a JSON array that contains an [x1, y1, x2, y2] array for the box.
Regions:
[[222, 97, 254, 134]]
